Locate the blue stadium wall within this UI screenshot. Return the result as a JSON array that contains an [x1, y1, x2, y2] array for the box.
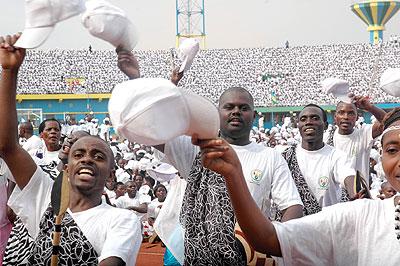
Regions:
[[16, 94, 111, 122], [16, 94, 400, 129]]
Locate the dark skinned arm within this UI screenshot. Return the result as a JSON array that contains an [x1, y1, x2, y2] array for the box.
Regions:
[[344, 175, 369, 200], [0, 34, 37, 189], [116, 47, 140, 80], [192, 136, 282, 256], [170, 67, 184, 86], [127, 203, 147, 213], [280, 204, 303, 222], [351, 95, 386, 138]]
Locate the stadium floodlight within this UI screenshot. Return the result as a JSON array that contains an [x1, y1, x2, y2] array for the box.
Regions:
[[176, 0, 206, 48], [351, 0, 400, 44]]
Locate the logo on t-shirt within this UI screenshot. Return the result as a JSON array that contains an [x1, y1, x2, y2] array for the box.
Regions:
[[318, 176, 329, 190], [250, 169, 263, 184], [351, 146, 357, 157]]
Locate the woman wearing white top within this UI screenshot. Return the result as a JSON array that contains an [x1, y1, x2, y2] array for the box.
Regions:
[[148, 184, 167, 226], [194, 107, 400, 265]]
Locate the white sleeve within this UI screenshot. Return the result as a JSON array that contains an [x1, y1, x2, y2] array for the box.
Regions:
[[273, 202, 359, 265], [164, 136, 199, 180], [139, 194, 152, 204], [8, 167, 53, 238], [98, 211, 142, 266], [333, 150, 356, 186], [147, 201, 157, 218], [363, 124, 374, 144], [114, 197, 125, 209], [270, 152, 303, 211]]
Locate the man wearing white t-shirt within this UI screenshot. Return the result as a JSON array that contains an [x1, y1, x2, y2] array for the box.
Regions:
[[283, 104, 357, 214], [99, 118, 111, 142], [330, 97, 386, 185], [157, 87, 303, 264], [115, 181, 148, 221], [0, 34, 141, 265], [116, 50, 302, 264], [18, 122, 43, 153], [161, 87, 303, 220]]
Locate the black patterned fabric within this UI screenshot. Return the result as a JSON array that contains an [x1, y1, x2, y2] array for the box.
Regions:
[[28, 205, 98, 265], [326, 126, 336, 147], [281, 145, 322, 216], [325, 127, 351, 202], [3, 217, 34, 265], [180, 153, 245, 266], [4, 165, 59, 265], [39, 161, 60, 181]]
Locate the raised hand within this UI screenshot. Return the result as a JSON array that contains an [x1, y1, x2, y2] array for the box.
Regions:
[[170, 67, 184, 86], [349, 93, 372, 110], [0, 33, 26, 70], [116, 46, 140, 79], [192, 135, 242, 179]]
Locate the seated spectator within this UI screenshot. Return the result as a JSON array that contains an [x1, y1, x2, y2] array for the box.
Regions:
[[148, 184, 167, 226], [110, 181, 126, 205], [115, 181, 148, 221]]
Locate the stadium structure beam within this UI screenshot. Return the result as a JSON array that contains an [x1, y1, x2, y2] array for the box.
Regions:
[[351, 0, 400, 44], [176, 0, 206, 48]]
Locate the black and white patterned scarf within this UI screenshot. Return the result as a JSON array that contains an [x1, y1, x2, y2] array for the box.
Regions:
[[28, 204, 98, 265], [180, 153, 245, 266], [326, 126, 336, 147], [4, 204, 98, 265], [281, 145, 322, 216], [325, 126, 350, 202], [4, 168, 59, 265], [3, 216, 34, 265]]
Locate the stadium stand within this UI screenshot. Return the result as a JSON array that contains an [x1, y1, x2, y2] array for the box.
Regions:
[[5, 42, 400, 106]]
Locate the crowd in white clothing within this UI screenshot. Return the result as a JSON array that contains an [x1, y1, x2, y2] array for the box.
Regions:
[[3, 42, 400, 106]]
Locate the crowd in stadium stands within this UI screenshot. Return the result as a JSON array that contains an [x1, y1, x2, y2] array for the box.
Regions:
[[3, 33, 400, 265], [4, 42, 400, 106]]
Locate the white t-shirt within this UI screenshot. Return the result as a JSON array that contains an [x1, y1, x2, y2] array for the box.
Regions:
[[22, 135, 43, 153], [30, 146, 61, 166], [99, 124, 111, 140], [8, 167, 141, 265], [115, 194, 149, 221], [273, 198, 400, 265], [165, 136, 303, 218], [333, 125, 374, 184], [148, 198, 164, 219], [115, 194, 141, 209], [296, 145, 355, 207]]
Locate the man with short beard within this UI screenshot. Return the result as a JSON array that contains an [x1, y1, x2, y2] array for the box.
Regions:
[[154, 87, 303, 265], [117, 49, 303, 265]]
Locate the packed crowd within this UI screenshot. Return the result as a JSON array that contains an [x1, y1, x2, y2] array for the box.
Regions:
[[1, 32, 400, 266], [5, 42, 400, 106]]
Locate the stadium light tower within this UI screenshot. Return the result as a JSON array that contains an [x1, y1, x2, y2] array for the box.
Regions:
[[176, 0, 206, 48], [351, 0, 400, 44]]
